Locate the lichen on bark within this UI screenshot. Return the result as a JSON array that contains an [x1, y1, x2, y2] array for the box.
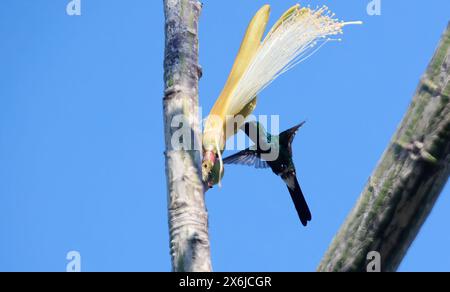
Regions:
[[318, 23, 450, 272], [163, 0, 212, 272]]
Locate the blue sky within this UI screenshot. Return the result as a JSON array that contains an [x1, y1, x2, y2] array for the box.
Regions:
[[0, 0, 449, 271]]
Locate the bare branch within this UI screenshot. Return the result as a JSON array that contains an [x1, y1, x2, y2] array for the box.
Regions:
[[318, 23, 450, 272], [163, 0, 212, 272]]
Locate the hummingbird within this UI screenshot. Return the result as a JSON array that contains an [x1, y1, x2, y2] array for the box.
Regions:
[[200, 4, 361, 184], [223, 121, 312, 226]]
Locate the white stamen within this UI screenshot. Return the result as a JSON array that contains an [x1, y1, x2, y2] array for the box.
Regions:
[[226, 5, 361, 114], [215, 137, 223, 188]]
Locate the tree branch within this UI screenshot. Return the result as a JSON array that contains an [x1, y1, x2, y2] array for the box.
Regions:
[[318, 23, 450, 272], [163, 0, 212, 272]]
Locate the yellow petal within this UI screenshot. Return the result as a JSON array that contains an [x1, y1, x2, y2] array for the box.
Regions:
[[203, 5, 270, 150], [226, 96, 258, 138], [210, 5, 269, 119], [265, 4, 300, 39]]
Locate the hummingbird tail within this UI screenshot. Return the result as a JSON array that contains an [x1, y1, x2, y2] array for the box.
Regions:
[[284, 174, 312, 226]]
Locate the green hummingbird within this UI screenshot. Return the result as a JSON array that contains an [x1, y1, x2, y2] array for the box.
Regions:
[[223, 121, 312, 226]]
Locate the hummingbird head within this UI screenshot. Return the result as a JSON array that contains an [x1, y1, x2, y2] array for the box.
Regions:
[[202, 149, 216, 183], [202, 118, 225, 186], [202, 149, 226, 188]]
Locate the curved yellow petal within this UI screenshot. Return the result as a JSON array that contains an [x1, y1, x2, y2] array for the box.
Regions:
[[203, 5, 270, 151], [226, 96, 257, 138], [210, 5, 269, 119], [265, 4, 300, 38]]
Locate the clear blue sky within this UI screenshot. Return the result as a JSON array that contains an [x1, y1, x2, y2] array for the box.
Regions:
[[0, 0, 449, 272]]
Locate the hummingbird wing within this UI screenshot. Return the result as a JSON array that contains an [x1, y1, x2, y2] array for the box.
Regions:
[[282, 171, 312, 226], [223, 149, 270, 169]]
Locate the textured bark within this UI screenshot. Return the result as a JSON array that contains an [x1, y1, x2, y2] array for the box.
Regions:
[[163, 0, 212, 272], [318, 24, 450, 272]]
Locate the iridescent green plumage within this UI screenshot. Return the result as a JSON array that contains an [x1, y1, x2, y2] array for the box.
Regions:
[[223, 121, 312, 226]]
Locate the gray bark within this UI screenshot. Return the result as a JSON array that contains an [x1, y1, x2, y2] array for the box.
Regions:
[[163, 0, 212, 272], [318, 23, 450, 272]]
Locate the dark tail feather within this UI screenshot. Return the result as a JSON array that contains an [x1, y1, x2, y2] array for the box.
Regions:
[[286, 176, 312, 226]]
